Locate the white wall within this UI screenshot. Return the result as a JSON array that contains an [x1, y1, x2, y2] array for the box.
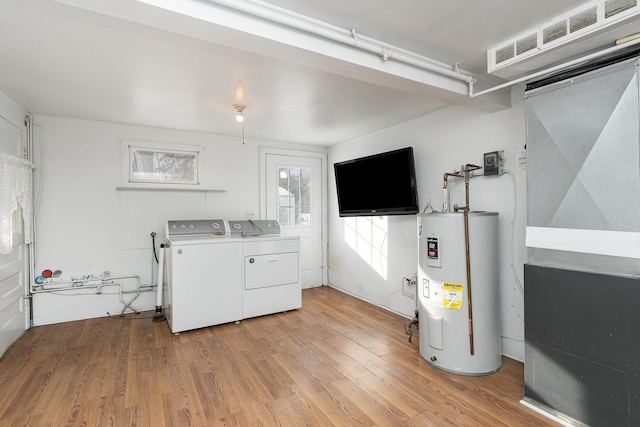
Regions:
[[31, 115, 326, 325], [327, 85, 528, 361]]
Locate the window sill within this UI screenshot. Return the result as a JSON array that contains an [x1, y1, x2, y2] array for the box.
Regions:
[[116, 185, 226, 192]]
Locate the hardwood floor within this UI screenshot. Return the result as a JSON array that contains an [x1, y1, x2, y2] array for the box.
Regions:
[[0, 286, 558, 426]]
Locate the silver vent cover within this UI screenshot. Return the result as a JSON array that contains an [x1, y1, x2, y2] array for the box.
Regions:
[[488, 0, 640, 75]]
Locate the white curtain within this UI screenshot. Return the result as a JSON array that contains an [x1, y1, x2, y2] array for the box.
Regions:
[[0, 153, 34, 254]]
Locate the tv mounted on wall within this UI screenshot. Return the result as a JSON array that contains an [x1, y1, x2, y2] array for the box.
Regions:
[[334, 147, 419, 217]]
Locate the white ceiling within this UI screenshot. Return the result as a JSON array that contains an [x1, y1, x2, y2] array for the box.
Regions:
[[0, 0, 630, 145]]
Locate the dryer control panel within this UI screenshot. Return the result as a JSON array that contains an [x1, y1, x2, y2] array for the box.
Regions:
[[228, 220, 281, 237], [166, 219, 228, 237]]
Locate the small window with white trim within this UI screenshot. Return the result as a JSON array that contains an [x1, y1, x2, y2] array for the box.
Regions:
[[122, 140, 202, 187]]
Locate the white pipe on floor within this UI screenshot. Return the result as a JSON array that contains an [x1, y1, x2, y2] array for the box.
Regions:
[[156, 245, 164, 309], [34, 275, 143, 292], [153, 245, 166, 321]]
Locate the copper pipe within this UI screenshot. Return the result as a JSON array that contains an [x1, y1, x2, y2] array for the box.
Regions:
[[443, 171, 462, 188], [450, 163, 482, 355], [462, 206, 474, 355], [462, 164, 481, 355], [461, 165, 482, 209]]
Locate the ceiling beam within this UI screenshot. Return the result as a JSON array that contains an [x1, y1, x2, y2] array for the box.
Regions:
[[54, 0, 511, 112]]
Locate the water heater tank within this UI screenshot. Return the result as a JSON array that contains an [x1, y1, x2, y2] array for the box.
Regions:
[[418, 212, 501, 375]]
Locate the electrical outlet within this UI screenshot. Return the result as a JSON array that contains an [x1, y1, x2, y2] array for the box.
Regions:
[[246, 210, 256, 219]]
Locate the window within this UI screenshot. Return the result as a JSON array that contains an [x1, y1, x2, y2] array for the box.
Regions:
[[344, 216, 388, 279], [122, 140, 202, 187], [278, 166, 311, 227]]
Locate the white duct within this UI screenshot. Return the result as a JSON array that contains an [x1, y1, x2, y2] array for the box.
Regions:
[[471, 36, 640, 98]]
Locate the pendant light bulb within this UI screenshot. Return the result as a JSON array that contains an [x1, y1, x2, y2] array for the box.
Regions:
[[234, 104, 245, 123]]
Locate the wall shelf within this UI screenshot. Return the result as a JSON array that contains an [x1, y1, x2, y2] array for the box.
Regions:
[[116, 185, 226, 192]]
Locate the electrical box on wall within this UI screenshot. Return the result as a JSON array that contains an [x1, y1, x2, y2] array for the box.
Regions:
[[483, 151, 502, 176]]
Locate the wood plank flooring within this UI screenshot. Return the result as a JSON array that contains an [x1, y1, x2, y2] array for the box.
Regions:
[[0, 286, 558, 426]]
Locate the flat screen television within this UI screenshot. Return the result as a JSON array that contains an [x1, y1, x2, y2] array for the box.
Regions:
[[334, 147, 419, 217]]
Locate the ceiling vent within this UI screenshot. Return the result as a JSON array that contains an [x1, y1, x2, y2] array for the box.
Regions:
[[488, 0, 640, 78]]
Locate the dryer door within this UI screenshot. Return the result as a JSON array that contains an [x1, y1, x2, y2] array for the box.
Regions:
[[244, 252, 299, 290]]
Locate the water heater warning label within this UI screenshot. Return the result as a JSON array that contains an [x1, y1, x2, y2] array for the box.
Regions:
[[443, 282, 463, 310], [425, 280, 463, 309]]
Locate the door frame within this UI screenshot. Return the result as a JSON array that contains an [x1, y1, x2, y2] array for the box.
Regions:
[[259, 147, 328, 286], [0, 101, 31, 358]]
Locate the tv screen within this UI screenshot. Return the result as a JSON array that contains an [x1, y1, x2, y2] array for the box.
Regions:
[[334, 147, 419, 217]]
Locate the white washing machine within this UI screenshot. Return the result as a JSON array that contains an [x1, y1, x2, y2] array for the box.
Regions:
[[164, 220, 241, 334], [164, 219, 301, 334]]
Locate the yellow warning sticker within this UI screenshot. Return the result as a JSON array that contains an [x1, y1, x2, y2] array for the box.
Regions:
[[443, 282, 463, 310]]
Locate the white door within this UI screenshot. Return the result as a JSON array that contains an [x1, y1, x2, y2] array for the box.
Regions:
[[261, 148, 326, 289], [0, 114, 29, 358]]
